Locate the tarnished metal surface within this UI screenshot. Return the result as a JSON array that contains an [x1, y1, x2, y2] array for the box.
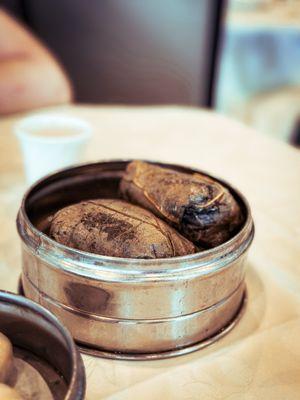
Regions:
[[77, 290, 248, 361], [17, 160, 254, 358], [0, 290, 86, 399]]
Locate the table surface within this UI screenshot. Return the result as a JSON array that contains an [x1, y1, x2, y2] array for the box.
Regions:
[[1, 105, 300, 400]]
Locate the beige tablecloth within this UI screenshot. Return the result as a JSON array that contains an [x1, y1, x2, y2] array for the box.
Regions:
[[1, 105, 300, 399]]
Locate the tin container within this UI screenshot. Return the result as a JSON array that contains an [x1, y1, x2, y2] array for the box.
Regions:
[[17, 160, 254, 360], [0, 290, 85, 399]]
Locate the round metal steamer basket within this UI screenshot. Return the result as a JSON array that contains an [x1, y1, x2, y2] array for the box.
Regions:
[[17, 160, 254, 360], [0, 290, 85, 399]]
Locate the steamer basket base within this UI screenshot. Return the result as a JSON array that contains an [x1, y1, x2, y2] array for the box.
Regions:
[[19, 279, 247, 361], [78, 289, 247, 360]]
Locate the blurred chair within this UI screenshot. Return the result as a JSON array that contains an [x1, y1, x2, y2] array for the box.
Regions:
[[2, 0, 225, 106]]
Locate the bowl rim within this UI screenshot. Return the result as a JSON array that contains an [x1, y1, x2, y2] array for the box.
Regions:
[[0, 290, 86, 399]]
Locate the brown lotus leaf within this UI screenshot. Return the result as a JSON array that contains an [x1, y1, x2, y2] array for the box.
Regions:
[[49, 199, 197, 259], [120, 161, 244, 248]]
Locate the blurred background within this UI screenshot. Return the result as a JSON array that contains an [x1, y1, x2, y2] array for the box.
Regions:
[[1, 0, 300, 147], [218, 0, 300, 146]]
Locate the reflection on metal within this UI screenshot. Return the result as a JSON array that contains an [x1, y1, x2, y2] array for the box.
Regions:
[[78, 289, 247, 361]]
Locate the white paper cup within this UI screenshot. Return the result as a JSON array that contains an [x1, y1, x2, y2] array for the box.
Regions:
[[15, 114, 92, 184]]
